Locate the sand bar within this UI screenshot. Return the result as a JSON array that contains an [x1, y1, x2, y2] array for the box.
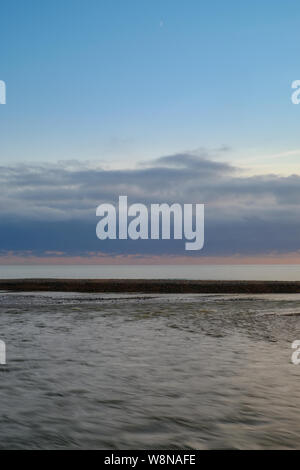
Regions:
[[1, 279, 300, 294]]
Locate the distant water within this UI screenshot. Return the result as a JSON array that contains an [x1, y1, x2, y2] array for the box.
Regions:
[[1, 264, 300, 280], [0, 291, 300, 449]]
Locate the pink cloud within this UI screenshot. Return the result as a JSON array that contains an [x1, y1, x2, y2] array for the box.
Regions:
[[1, 250, 300, 265]]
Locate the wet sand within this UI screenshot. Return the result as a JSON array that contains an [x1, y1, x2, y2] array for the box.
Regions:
[[1, 278, 300, 293]]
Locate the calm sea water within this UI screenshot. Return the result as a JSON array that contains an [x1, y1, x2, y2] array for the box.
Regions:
[[1, 264, 300, 280], [0, 291, 300, 449]]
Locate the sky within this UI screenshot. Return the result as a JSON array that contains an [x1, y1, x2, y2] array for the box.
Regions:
[[1, 0, 300, 263]]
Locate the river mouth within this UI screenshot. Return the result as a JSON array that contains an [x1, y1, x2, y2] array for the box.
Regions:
[[0, 292, 299, 449]]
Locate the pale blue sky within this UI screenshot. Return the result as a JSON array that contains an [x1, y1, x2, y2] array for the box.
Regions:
[[1, 0, 300, 172], [2, 1, 300, 259]]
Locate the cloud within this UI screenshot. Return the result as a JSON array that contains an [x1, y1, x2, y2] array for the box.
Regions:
[[1, 150, 300, 257]]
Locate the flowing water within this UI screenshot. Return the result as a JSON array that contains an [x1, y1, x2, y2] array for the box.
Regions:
[[0, 291, 300, 449]]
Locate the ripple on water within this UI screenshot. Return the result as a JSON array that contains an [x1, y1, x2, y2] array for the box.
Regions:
[[0, 293, 300, 449]]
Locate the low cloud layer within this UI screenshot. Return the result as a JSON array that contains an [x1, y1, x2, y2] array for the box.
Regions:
[[1, 150, 300, 258]]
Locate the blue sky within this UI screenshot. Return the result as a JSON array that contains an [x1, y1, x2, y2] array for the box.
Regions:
[[1, 1, 300, 262], [1, 0, 300, 170]]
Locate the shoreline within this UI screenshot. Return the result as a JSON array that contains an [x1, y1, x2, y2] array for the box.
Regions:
[[1, 279, 300, 294]]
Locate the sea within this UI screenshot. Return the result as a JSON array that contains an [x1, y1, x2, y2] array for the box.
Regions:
[[0, 265, 300, 449], [1, 264, 300, 280]]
